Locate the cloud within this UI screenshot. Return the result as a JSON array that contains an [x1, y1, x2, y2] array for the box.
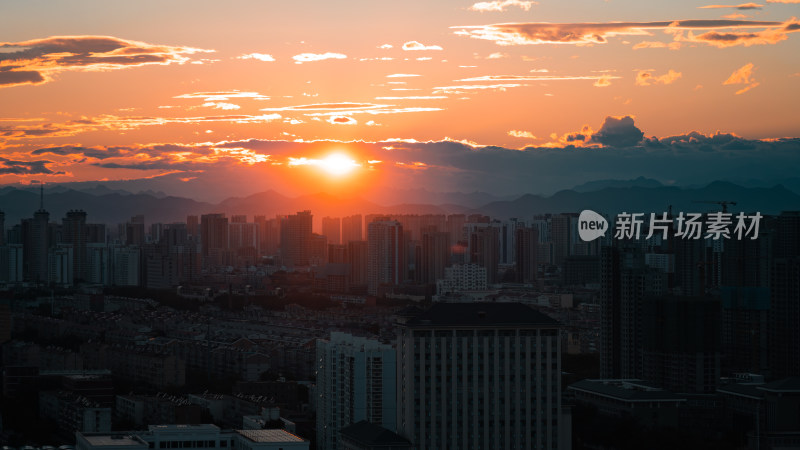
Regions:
[[508, 130, 538, 139], [433, 83, 525, 94], [469, 0, 537, 12], [374, 96, 448, 100], [766, 0, 800, 2], [402, 41, 443, 51], [724, 62, 760, 94], [261, 102, 387, 112], [487, 52, 509, 59], [0, 157, 63, 175], [378, 44, 393, 49], [594, 75, 614, 87], [237, 53, 275, 62], [175, 90, 270, 101], [386, 73, 421, 78], [0, 35, 212, 87], [636, 69, 682, 86], [451, 19, 796, 48], [202, 102, 241, 110], [258, 102, 442, 117], [698, 3, 763, 9], [327, 116, 358, 125], [12, 129, 800, 199], [291, 52, 347, 63], [663, 18, 800, 48], [590, 116, 644, 147]]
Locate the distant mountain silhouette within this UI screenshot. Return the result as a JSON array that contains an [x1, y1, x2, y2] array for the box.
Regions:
[[1, 181, 797, 228], [571, 176, 664, 193], [474, 181, 800, 218]]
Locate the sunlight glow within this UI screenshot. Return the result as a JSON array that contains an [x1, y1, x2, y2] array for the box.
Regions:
[[321, 153, 360, 176], [288, 153, 360, 176]]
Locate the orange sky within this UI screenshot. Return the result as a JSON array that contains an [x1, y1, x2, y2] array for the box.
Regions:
[[1, 0, 799, 199]]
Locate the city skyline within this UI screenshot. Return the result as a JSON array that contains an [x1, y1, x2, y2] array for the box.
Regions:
[[1, 1, 800, 200]]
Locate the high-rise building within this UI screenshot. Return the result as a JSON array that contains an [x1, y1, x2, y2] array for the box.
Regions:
[[551, 213, 577, 267], [642, 296, 722, 393], [468, 225, 499, 284], [396, 303, 567, 450], [316, 332, 396, 450], [255, 215, 280, 256], [281, 211, 313, 268], [348, 240, 368, 290], [24, 206, 50, 283], [367, 221, 404, 295], [200, 213, 229, 266], [342, 215, 363, 243], [322, 217, 341, 245], [446, 214, 466, 248], [419, 229, 449, 284], [769, 257, 800, 379], [186, 215, 199, 239], [126, 215, 146, 246], [599, 243, 668, 379], [0, 210, 5, 246], [63, 210, 88, 282], [515, 226, 538, 283]]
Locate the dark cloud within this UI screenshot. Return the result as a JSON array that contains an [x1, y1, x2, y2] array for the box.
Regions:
[[590, 116, 644, 147], [451, 18, 798, 48], [0, 157, 63, 175], [0, 35, 212, 88]]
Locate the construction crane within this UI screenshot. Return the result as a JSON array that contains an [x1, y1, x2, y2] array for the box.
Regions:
[[692, 200, 737, 213]]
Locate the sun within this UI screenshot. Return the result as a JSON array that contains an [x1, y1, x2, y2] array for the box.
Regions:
[[320, 153, 359, 176]]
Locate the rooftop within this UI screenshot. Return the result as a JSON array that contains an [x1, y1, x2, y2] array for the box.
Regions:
[[404, 302, 559, 328], [235, 429, 304, 443], [82, 435, 146, 447], [569, 379, 686, 403], [340, 421, 412, 446]]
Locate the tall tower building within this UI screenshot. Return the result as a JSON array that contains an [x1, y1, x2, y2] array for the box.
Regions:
[[367, 221, 404, 295], [342, 215, 363, 243], [322, 217, 341, 245], [468, 225, 500, 284], [419, 229, 449, 284], [186, 215, 199, 239], [599, 243, 668, 379], [348, 240, 368, 290], [515, 226, 539, 283], [397, 303, 566, 450], [280, 211, 313, 268], [63, 210, 88, 282], [316, 332, 396, 450], [25, 186, 51, 283], [200, 213, 228, 267]]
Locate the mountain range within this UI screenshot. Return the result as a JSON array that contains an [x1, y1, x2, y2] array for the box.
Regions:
[[1, 179, 798, 228]]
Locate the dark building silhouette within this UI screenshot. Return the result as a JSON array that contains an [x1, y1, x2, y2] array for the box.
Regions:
[[280, 210, 313, 267], [200, 213, 229, 267], [515, 226, 538, 283], [367, 221, 404, 295], [600, 242, 668, 379], [63, 210, 88, 282], [341, 214, 363, 243], [419, 229, 449, 284], [642, 296, 722, 393]]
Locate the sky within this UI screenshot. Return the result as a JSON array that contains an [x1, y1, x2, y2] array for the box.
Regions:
[[1, 0, 799, 201]]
